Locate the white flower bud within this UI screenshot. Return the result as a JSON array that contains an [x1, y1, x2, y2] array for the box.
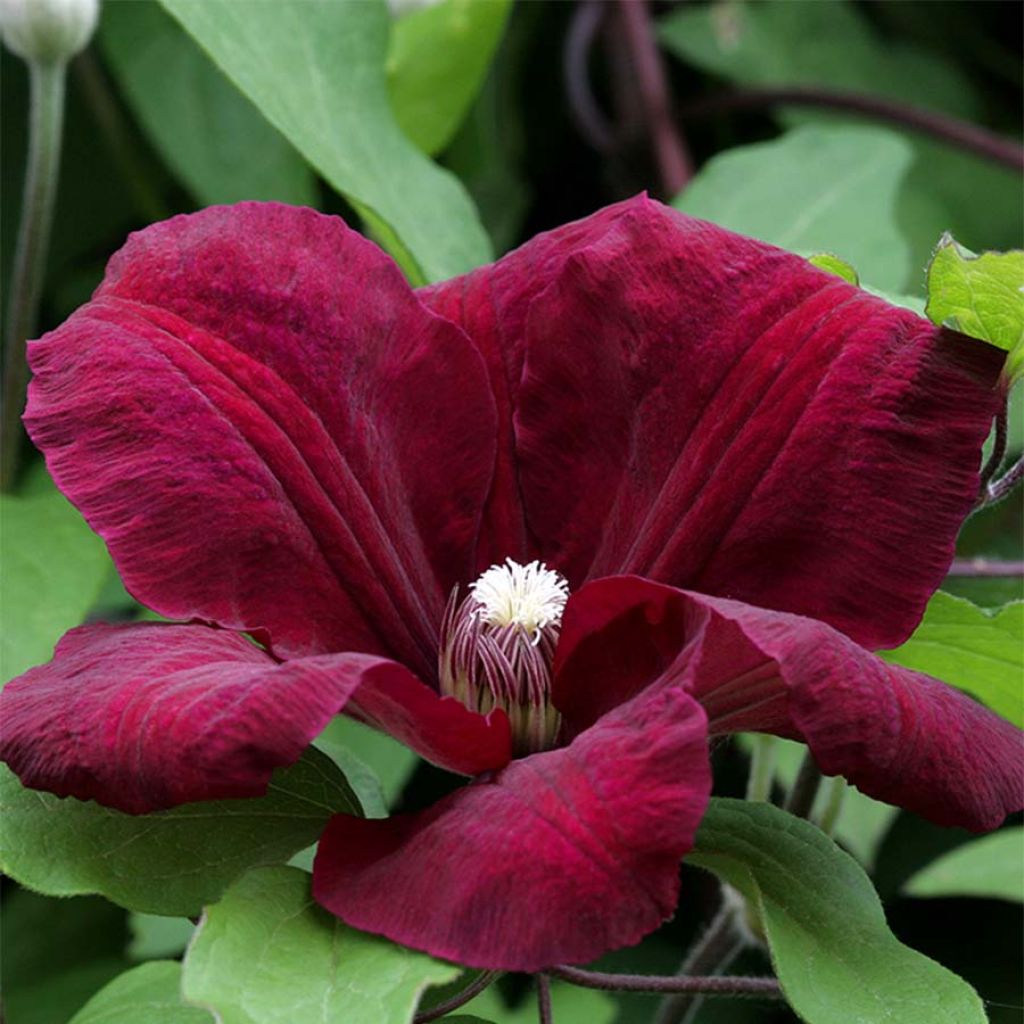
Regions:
[[0, 0, 99, 65]]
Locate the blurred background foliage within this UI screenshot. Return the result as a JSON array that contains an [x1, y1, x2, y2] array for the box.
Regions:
[[1, 1, 1021, 1022]]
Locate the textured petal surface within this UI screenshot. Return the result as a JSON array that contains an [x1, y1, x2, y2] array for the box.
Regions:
[[346, 660, 512, 776], [0, 624, 424, 813], [425, 196, 1003, 648], [313, 685, 710, 970], [555, 578, 1024, 832], [26, 204, 495, 674]]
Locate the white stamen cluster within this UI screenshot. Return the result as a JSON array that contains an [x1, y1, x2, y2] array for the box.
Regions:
[[469, 558, 569, 637], [439, 559, 569, 756]]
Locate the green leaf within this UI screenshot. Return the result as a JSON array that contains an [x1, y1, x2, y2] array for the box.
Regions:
[[0, 748, 359, 917], [658, 0, 1023, 288], [903, 828, 1024, 903], [808, 252, 858, 285], [388, 0, 511, 155], [881, 592, 1023, 728], [689, 798, 986, 1024], [159, 0, 492, 283], [736, 735, 897, 868], [100, 2, 315, 206], [128, 914, 196, 961], [69, 962, 213, 1024], [674, 124, 915, 292], [1, 474, 111, 685], [925, 236, 1024, 378], [182, 866, 459, 1024]]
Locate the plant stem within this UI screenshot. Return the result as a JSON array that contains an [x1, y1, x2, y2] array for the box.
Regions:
[[536, 973, 554, 1024], [947, 558, 1024, 578], [564, 0, 614, 152], [817, 776, 848, 837], [413, 970, 500, 1023], [616, 0, 691, 195], [784, 751, 823, 819], [983, 455, 1024, 507], [745, 734, 777, 802], [1, 58, 67, 492], [654, 898, 747, 1024], [678, 86, 1024, 172], [548, 964, 781, 998]]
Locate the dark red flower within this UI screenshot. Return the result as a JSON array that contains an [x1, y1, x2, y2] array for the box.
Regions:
[[2, 197, 1020, 971]]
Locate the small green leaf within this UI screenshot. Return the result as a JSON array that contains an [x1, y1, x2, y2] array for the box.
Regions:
[[925, 235, 1024, 378], [882, 592, 1023, 728], [159, 0, 492, 283], [0, 748, 358, 917], [388, 0, 511, 155], [1, 474, 111, 685], [674, 125, 915, 292], [903, 828, 1024, 903], [100, 2, 315, 206], [690, 798, 986, 1024], [182, 866, 459, 1024], [808, 252, 859, 285], [69, 962, 213, 1024]]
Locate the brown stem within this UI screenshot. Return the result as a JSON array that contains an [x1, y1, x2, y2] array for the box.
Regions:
[[984, 456, 1024, 507], [948, 558, 1024, 578], [784, 751, 822, 820], [547, 965, 782, 998], [564, 0, 614, 152], [413, 970, 500, 1023], [537, 973, 554, 1024], [678, 86, 1024, 172], [616, 0, 692, 194]]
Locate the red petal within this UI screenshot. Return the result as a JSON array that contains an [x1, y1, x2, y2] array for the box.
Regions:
[[425, 196, 1002, 648], [346, 660, 512, 776], [313, 685, 710, 970], [556, 578, 1023, 832], [26, 204, 495, 674], [0, 623, 375, 813]]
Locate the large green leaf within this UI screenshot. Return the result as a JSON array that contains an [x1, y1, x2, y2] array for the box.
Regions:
[[0, 748, 358, 917], [182, 866, 459, 1024], [674, 124, 914, 291], [659, 0, 1023, 287], [159, 0, 492, 283], [925, 237, 1024, 379], [903, 828, 1024, 903], [388, 0, 511, 155], [1, 475, 111, 685], [689, 799, 986, 1024], [69, 962, 213, 1024], [100, 2, 314, 207], [882, 592, 1023, 728]]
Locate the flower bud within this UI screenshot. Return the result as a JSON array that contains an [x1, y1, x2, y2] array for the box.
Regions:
[[0, 0, 98, 65]]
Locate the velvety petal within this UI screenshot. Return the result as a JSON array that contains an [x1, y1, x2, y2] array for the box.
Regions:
[[0, 624, 446, 814], [345, 660, 512, 776], [425, 195, 1003, 649], [26, 204, 496, 674], [313, 685, 711, 970], [555, 577, 1023, 832]]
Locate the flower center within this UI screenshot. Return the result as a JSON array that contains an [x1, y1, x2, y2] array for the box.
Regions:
[[438, 558, 568, 756]]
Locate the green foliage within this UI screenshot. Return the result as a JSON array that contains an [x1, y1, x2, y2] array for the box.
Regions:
[[101, 2, 314, 207], [903, 828, 1024, 902], [1, 474, 110, 685], [882, 592, 1023, 727], [0, 748, 358, 917], [69, 962, 213, 1024], [659, 0, 1023, 287], [388, 0, 511, 155], [808, 252, 859, 285], [925, 236, 1024, 378], [676, 124, 915, 291], [462, 983, 616, 1024], [181, 866, 459, 1024], [690, 798, 987, 1024], [158, 0, 492, 284], [128, 913, 195, 961]]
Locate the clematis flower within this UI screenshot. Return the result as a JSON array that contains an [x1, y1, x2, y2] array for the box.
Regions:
[[2, 197, 1021, 972]]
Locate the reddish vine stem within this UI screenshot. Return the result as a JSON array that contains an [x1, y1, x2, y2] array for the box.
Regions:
[[537, 973, 554, 1024], [564, 0, 615, 152], [677, 86, 1024, 172], [948, 558, 1024, 577], [984, 456, 1024, 507], [413, 971, 500, 1023], [616, 0, 692, 194], [547, 965, 782, 998]]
